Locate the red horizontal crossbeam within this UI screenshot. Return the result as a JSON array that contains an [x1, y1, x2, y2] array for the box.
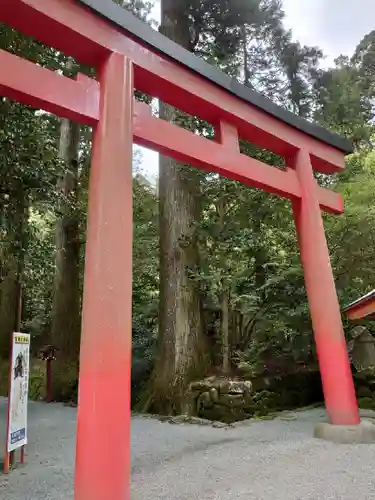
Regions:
[[0, 0, 345, 174], [133, 103, 300, 199], [0, 48, 343, 214], [346, 299, 375, 320], [133, 103, 343, 214], [0, 49, 98, 125]]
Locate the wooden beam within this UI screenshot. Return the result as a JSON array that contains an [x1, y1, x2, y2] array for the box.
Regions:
[[346, 300, 375, 320], [133, 103, 344, 214], [0, 49, 98, 125]]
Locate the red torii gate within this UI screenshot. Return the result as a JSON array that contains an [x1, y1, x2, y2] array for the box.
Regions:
[[344, 290, 375, 320], [0, 0, 360, 498]]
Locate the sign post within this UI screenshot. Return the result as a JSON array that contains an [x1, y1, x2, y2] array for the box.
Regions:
[[39, 345, 58, 403], [4, 332, 30, 473]]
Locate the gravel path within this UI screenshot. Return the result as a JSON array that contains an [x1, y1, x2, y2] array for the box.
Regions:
[[1, 397, 375, 499]]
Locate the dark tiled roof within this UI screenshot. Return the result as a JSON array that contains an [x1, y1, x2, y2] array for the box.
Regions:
[[79, 0, 352, 154]]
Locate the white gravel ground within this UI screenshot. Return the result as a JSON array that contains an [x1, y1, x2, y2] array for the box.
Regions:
[[1, 397, 375, 499]]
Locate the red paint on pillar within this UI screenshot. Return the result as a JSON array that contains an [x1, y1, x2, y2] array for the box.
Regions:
[[74, 53, 133, 500], [291, 149, 359, 426]]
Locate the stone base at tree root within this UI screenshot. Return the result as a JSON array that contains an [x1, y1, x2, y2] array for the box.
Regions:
[[188, 372, 323, 423]]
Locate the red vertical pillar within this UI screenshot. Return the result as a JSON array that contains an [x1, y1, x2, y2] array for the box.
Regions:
[[291, 149, 359, 426], [74, 53, 133, 500]]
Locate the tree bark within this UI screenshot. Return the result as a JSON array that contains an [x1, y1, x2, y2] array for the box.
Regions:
[[221, 291, 230, 373], [0, 259, 19, 358], [254, 216, 268, 300], [50, 117, 81, 398], [0, 184, 27, 358], [242, 26, 251, 86], [151, 0, 209, 414], [217, 188, 230, 373]]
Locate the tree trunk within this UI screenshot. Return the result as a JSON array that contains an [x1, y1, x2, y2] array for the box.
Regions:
[[221, 291, 229, 373], [254, 217, 268, 299], [50, 117, 81, 398], [242, 26, 251, 86], [0, 260, 19, 358], [151, 0, 209, 415], [217, 188, 230, 373], [0, 185, 27, 358]]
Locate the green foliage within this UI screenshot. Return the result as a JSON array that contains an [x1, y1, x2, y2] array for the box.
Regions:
[[113, 0, 154, 21], [352, 30, 375, 99], [22, 210, 56, 338], [28, 361, 46, 400], [52, 361, 79, 403], [314, 58, 374, 146], [326, 147, 375, 305], [132, 174, 158, 393], [279, 37, 323, 117]]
